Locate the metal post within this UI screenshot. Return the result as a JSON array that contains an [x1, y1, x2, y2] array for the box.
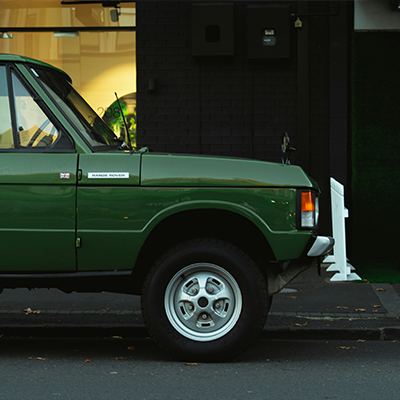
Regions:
[[325, 178, 361, 281]]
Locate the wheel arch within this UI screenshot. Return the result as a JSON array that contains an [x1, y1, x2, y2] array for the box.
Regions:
[[130, 208, 276, 294]]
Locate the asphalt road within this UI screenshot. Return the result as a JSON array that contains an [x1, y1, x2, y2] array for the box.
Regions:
[[0, 338, 399, 400]]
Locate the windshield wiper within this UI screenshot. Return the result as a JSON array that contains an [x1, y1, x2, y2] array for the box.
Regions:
[[112, 136, 130, 150]]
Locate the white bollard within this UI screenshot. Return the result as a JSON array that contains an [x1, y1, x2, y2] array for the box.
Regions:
[[325, 178, 361, 281]]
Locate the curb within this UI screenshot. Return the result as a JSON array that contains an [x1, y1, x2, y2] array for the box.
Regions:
[[260, 326, 383, 341], [1, 325, 399, 341], [0, 325, 148, 339]]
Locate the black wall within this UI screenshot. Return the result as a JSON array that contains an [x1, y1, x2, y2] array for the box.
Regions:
[[136, 1, 350, 235]]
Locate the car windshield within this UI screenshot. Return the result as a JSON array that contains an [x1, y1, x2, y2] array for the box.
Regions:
[[30, 66, 128, 151]]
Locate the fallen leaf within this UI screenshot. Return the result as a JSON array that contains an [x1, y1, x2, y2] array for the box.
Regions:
[[113, 357, 127, 360], [293, 322, 308, 327], [85, 359, 92, 363], [184, 363, 198, 366], [373, 305, 381, 308], [286, 296, 297, 299], [338, 346, 356, 350], [336, 306, 348, 309], [29, 357, 46, 360], [357, 339, 366, 342], [355, 308, 366, 312], [376, 288, 386, 292], [127, 346, 135, 351], [110, 372, 118, 374], [23, 308, 41, 315], [111, 336, 123, 339]]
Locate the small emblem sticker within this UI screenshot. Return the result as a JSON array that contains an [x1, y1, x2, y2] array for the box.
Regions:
[[60, 173, 70, 179], [88, 172, 129, 179]]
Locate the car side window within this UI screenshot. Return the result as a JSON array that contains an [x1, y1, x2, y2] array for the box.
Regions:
[[0, 66, 13, 149], [12, 71, 60, 149]]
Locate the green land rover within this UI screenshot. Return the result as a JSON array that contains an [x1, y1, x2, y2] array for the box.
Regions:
[[0, 54, 333, 361]]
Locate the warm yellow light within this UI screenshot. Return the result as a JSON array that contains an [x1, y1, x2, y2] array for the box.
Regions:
[[80, 61, 136, 115]]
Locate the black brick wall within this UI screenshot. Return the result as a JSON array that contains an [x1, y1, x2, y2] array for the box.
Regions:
[[307, 1, 331, 233], [136, 1, 348, 234], [137, 1, 301, 163]]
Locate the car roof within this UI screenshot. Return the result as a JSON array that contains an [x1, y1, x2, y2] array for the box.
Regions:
[[0, 53, 71, 81]]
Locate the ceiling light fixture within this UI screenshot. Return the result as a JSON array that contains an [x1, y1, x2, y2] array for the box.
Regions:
[[54, 32, 79, 37]]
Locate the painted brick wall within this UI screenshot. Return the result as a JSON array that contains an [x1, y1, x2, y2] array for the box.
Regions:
[[136, 0, 337, 233], [137, 2, 303, 162], [307, 0, 332, 233]]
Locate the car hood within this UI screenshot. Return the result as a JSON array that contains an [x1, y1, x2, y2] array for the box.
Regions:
[[140, 153, 318, 189]]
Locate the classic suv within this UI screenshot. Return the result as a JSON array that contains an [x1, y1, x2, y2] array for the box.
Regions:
[[0, 54, 333, 361]]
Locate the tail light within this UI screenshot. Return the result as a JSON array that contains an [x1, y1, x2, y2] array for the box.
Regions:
[[298, 190, 319, 229]]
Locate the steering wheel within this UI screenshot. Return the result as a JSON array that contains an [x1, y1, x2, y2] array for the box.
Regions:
[[26, 119, 52, 147]]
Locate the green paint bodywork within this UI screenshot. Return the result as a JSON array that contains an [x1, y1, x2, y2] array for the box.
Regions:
[[141, 153, 318, 189], [0, 153, 77, 271], [0, 55, 320, 275]]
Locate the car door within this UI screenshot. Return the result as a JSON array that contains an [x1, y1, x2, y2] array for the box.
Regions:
[[0, 64, 78, 272], [76, 152, 141, 272]]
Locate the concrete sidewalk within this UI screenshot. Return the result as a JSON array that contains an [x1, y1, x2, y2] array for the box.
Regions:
[[0, 265, 399, 341]]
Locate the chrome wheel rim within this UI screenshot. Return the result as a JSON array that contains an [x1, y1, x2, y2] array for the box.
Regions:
[[164, 263, 242, 342]]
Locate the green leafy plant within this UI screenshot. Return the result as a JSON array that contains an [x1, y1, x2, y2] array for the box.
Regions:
[[102, 93, 136, 149]]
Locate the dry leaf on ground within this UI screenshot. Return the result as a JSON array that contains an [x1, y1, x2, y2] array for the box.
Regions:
[[23, 308, 40, 315], [293, 322, 308, 327]]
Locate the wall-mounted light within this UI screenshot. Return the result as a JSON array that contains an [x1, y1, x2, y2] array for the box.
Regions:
[[53, 32, 79, 37], [1, 33, 13, 39], [110, 7, 121, 22], [148, 78, 157, 92]]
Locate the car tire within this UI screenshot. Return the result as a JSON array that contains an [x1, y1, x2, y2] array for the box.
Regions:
[[141, 238, 269, 362], [267, 295, 273, 313]]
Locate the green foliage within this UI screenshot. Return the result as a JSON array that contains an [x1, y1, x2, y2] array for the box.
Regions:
[[102, 95, 136, 149]]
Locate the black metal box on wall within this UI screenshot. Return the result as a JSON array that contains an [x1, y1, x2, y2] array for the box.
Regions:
[[191, 3, 234, 56], [247, 5, 290, 59]]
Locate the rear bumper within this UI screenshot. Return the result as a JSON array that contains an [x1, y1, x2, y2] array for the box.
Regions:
[[307, 236, 334, 257]]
